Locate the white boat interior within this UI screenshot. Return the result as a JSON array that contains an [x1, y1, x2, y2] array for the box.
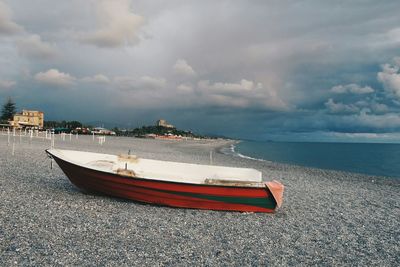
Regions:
[[48, 149, 264, 186]]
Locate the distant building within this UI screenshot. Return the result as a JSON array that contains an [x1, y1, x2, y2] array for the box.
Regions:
[[11, 110, 44, 129], [91, 127, 116, 135], [156, 119, 174, 128]]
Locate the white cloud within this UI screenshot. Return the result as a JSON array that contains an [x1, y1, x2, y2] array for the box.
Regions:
[[177, 83, 193, 92], [351, 111, 400, 129], [113, 76, 135, 89], [380, 63, 398, 74], [331, 83, 374, 94], [138, 76, 166, 89], [206, 94, 251, 108], [383, 27, 400, 46], [195, 78, 287, 110], [355, 100, 389, 114], [0, 2, 57, 63], [0, 1, 23, 35], [80, 0, 144, 48], [16, 34, 57, 59], [0, 79, 16, 89], [34, 69, 76, 87], [325, 98, 359, 114], [370, 102, 389, 114], [198, 79, 262, 92], [4, 1, 400, 135], [114, 75, 166, 90], [81, 74, 110, 83], [173, 59, 196, 76], [377, 57, 400, 98], [111, 76, 287, 110]]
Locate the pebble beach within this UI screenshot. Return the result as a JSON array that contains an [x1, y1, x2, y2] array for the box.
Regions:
[[0, 134, 399, 266]]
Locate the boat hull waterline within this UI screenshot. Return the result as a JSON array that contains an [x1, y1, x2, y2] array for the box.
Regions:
[[47, 149, 284, 213]]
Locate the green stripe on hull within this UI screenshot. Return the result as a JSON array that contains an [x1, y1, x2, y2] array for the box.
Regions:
[[155, 189, 276, 209], [183, 193, 276, 209]]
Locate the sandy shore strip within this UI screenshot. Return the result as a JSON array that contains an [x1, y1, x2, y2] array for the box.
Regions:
[[0, 135, 399, 266]]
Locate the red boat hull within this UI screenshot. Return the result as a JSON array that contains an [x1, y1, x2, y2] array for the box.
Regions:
[[51, 154, 281, 213]]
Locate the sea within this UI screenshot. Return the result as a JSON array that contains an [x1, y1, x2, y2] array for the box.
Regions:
[[222, 141, 400, 179]]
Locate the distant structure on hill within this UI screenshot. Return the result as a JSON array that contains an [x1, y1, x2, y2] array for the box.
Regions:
[[11, 110, 44, 129], [156, 119, 174, 128]]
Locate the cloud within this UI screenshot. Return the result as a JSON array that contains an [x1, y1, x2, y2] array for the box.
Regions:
[[4, 1, 400, 139], [372, 27, 400, 48], [325, 98, 359, 114], [138, 76, 166, 89], [34, 69, 76, 87], [177, 83, 193, 92], [110, 75, 286, 110], [331, 83, 374, 94], [370, 102, 389, 114], [377, 57, 400, 98], [81, 74, 110, 83], [0, 1, 23, 35], [80, 0, 144, 48], [354, 100, 389, 114], [205, 94, 252, 108], [195, 79, 287, 110], [173, 59, 196, 76], [113, 76, 136, 89], [0, 79, 16, 89], [0, 2, 57, 64], [16, 34, 57, 59], [198, 79, 262, 92], [350, 111, 400, 130], [114, 75, 166, 90]]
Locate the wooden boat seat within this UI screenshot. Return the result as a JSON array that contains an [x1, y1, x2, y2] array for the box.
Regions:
[[118, 154, 139, 163]]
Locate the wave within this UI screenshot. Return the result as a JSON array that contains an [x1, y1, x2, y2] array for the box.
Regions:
[[220, 142, 265, 162]]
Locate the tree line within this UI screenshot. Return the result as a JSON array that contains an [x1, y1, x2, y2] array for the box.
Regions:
[[0, 97, 208, 138], [116, 125, 206, 138], [44, 120, 87, 129]]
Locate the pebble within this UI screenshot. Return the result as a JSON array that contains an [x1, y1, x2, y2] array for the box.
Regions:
[[0, 135, 399, 266]]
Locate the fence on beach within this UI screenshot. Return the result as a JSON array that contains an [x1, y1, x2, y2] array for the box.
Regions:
[[0, 127, 108, 156]]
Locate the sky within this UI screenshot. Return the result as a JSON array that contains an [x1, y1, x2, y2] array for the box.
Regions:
[[1, 0, 400, 142]]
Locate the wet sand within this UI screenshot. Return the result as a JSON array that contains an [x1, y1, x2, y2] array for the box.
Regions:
[[0, 135, 399, 266]]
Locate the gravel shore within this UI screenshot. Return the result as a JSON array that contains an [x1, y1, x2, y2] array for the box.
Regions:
[[0, 135, 399, 266]]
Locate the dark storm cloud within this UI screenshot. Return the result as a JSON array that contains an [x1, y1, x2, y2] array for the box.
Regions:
[[1, 0, 400, 141]]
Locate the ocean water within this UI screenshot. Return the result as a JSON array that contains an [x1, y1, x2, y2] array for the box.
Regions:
[[227, 141, 400, 178]]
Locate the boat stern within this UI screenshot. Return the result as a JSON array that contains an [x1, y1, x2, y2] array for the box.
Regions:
[[266, 180, 284, 208]]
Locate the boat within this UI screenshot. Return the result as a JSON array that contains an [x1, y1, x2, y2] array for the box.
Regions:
[[46, 149, 284, 213]]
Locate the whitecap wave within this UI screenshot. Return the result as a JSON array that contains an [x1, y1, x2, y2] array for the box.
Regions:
[[221, 143, 265, 162]]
